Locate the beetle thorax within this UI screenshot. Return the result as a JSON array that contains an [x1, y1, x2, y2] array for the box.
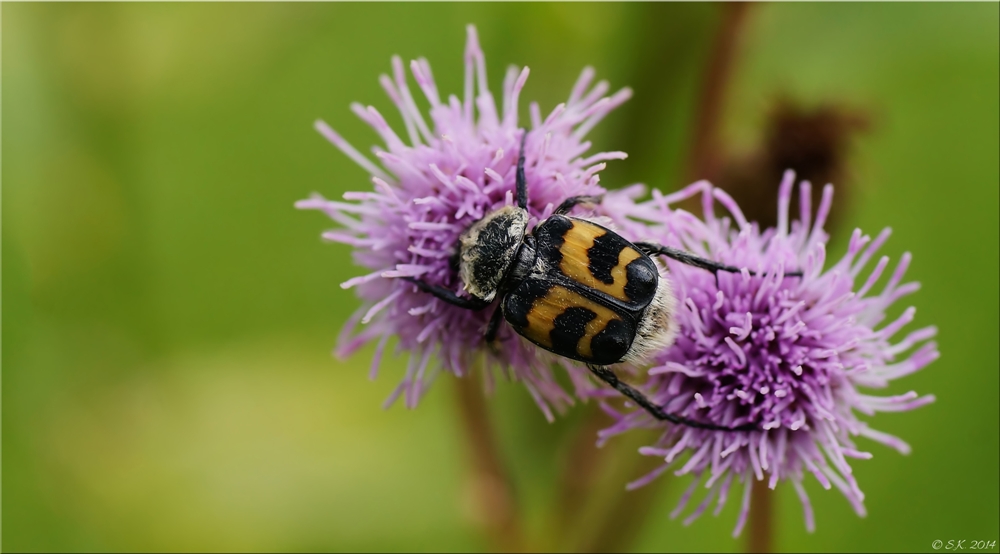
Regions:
[[458, 205, 529, 302]]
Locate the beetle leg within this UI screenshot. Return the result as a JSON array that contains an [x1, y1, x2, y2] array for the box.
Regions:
[[634, 242, 803, 278], [586, 364, 756, 432], [553, 195, 605, 216], [515, 131, 528, 210], [483, 305, 505, 345], [401, 277, 491, 311]]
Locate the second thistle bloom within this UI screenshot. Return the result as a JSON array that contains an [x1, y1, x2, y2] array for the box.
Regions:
[[298, 26, 632, 417], [603, 173, 937, 534]]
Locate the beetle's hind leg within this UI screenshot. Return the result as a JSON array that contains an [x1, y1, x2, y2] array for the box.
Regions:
[[634, 242, 804, 278], [401, 277, 491, 311], [553, 195, 605, 216], [586, 364, 755, 432]]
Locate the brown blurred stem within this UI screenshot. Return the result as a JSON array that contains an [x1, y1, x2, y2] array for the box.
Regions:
[[693, 6, 779, 553], [687, 2, 754, 182], [454, 374, 524, 552], [556, 7, 761, 551], [550, 400, 669, 553], [746, 479, 773, 553], [578, 452, 671, 553], [552, 404, 611, 542]]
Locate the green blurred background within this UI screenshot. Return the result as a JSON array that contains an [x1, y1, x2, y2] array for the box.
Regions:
[[3, 3, 998, 552]]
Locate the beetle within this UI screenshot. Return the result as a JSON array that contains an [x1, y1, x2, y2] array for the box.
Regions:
[[404, 133, 801, 431]]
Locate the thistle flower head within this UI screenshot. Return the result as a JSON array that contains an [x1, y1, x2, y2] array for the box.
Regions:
[[604, 172, 937, 534], [298, 26, 632, 417]]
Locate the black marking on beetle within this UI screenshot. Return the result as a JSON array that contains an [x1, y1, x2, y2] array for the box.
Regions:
[[533, 215, 574, 264], [550, 307, 598, 358], [623, 257, 659, 303], [503, 279, 552, 328], [590, 318, 634, 365], [587, 231, 624, 285]]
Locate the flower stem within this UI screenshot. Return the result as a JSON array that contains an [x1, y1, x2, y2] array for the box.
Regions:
[[687, 1, 754, 181], [579, 452, 671, 553], [552, 404, 610, 542], [454, 374, 524, 552], [746, 478, 774, 553]]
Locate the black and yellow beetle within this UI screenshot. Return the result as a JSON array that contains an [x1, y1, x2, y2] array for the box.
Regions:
[[405, 133, 800, 431]]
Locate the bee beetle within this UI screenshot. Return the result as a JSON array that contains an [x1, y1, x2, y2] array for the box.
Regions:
[[405, 133, 801, 431]]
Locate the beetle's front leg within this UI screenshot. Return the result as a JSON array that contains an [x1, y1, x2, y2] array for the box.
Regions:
[[484, 305, 505, 343], [480, 305, 506, 357], [401, 277, 491, 311], [553, 194, 605, 216]]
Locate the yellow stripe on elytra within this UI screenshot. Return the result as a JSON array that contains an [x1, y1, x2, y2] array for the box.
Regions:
[[558, 221, 641, 302], [522, 285, 620, 358]]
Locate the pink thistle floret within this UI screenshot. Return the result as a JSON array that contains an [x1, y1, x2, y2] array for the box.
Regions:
[[298, 26, 632, 418], [603, 172, 937, 534]]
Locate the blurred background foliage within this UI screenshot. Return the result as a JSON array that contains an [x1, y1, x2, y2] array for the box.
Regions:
[[2, 3, 998, 552]]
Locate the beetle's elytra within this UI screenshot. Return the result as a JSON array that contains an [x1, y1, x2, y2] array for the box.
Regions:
[[504, 216, 663, 366]]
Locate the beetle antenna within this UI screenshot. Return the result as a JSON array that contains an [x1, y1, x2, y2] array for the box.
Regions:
[[587, 365, 755, 432], [515, 131, 528, 210]]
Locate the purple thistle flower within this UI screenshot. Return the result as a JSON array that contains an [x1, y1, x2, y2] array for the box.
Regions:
[[298, 26, 632, 418], [601, 172, 937, 535]]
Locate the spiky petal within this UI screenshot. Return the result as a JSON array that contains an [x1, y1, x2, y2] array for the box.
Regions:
[[299, 26, 632, 418], [604, 173, 937, 533]]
